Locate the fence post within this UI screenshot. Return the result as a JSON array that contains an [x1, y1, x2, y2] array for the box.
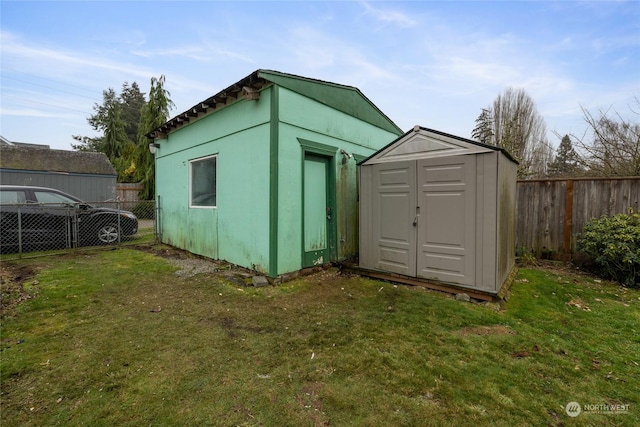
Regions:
[[155, 195, 161, 242], [17, 205, 23, 255], [563, 179, 573, 262], [117, 200, 122, 244], [68, 204, 75, 248]]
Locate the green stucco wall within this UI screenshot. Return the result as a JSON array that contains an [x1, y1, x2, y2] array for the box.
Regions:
[[275, 87, 400, 275], [155, 92, 272, 273], [155, 84, 401, 277]]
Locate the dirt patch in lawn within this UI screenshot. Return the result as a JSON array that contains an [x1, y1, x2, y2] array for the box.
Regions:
[[132, 243, 197, 260], [296, 382, 329, 427], [132, 244, 254, 281], [455, 325, 516, 336], [519, 258, 598, 279], [0, 262, 39, 319]]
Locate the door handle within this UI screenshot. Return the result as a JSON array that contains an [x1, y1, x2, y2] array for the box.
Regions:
[[326, 206, 332, 220], [413, 216, 418, 226]]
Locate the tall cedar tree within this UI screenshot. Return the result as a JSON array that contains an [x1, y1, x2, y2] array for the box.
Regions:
[[72, 88, 118, 153], [120, 82, 146, 144], [72, 78, 174, 191], [72, 82, 145, 183], [548, 135, 582, 177], [471, 108, 494, 145], [72, 83, 145, 154], [134, 75, 175, 200], [102, 101, 132, 161]]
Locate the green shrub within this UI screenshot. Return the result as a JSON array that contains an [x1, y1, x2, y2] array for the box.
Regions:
[[577, 211, 640, 287]]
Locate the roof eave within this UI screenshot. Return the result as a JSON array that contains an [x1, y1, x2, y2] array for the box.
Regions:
[[148, 69, 404, 140], [146, 70, 268, 139]]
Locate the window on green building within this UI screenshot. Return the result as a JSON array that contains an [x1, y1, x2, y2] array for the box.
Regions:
[[190, 155, 217, 208]]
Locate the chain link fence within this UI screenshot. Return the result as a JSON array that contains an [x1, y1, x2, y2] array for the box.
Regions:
[[0, 200, 156, 257]]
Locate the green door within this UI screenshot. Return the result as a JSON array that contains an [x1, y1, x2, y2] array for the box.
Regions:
[[303, 154, 333, 267]]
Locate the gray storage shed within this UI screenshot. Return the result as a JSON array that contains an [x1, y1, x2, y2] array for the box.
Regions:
[[359, 126, 518, 296]]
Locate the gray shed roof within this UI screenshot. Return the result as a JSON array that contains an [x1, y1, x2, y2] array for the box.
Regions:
[[0, 145, 116, 175], [360, 126, 518, 165]]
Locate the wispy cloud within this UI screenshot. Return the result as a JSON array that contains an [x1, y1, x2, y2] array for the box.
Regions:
[[1, 30, 154, 83], [359, 0, 417, 28], [286, 26, 399, 83], [0, 107, 70, 118], [93, 30, 147, 50], [287, 27, 338, 69], [132, 44, 253, 63], [591, 33, 640, 56]]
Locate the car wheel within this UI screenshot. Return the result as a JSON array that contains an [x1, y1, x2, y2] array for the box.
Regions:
[[97, 223, 120, 244]]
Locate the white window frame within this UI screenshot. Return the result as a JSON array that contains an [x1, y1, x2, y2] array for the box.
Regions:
[[189, 154, 218, 209]]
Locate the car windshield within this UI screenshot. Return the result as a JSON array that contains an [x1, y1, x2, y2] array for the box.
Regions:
[[34, 191, 81, 205]]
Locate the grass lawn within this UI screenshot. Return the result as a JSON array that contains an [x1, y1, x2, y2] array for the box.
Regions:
[[1, 246, 638, 426]]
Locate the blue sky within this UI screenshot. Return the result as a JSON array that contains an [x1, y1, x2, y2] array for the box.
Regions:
[[1, 0, 638, 151]]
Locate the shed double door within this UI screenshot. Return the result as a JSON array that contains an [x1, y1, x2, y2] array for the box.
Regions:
[[372, 156, 476, 286]]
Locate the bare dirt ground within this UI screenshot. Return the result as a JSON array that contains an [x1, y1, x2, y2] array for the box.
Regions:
[[517, 258, 600, 282], [133, 244, 224, 276], [0, 262, 39, 319], [132, 244, 258, 285]]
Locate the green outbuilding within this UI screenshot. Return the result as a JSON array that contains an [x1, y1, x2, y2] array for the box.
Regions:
[[148, 70, 402, 278]]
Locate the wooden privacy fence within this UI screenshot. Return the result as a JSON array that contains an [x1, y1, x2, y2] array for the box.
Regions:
[[516, 177, 640, 261], [116, 183, 144, 210]]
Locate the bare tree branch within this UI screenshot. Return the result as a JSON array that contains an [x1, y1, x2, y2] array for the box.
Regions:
[[569, 99, 640, 176]]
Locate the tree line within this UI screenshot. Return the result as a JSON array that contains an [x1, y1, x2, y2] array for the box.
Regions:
[[75, 78, 638, 199], [472, 88, 640, 179], [72, 76, 174, 200]]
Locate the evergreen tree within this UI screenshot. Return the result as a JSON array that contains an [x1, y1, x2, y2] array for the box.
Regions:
[[71, 134, 104, 153], [133, 75, 175, 200], [72, 83, 145, 156], [471, 108, 494, 145], [72, 87, 118, 153], [548, 135, 582, 177], [120, 82, 146, 144], [102, 101, 132, 161], [72, 78, 173, 191]]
